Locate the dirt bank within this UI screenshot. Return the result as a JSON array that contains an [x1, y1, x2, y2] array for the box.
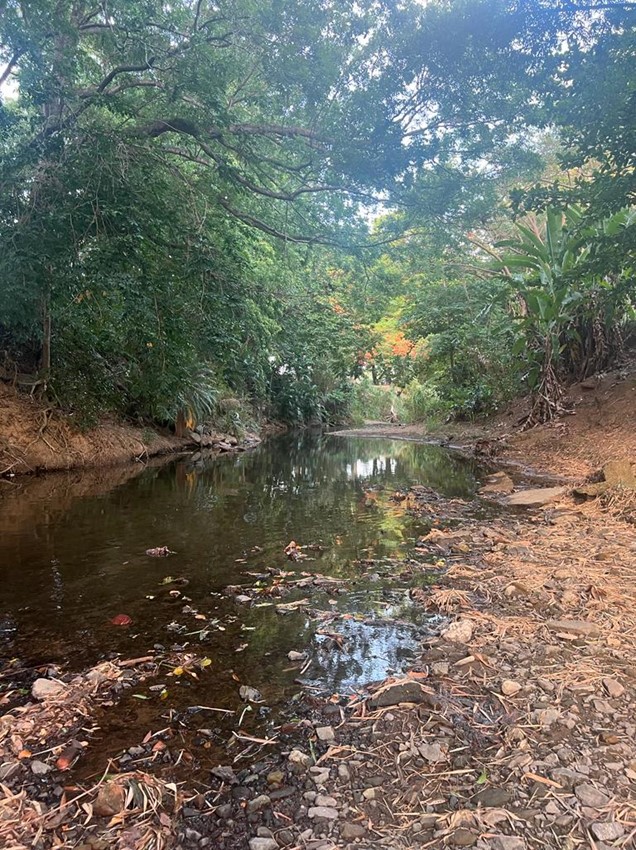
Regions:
[[334, 362, 636, 481], [0, 383, 261, 474]]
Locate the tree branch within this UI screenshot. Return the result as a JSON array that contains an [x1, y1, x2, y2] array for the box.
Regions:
[[0, 51, 22, 88]]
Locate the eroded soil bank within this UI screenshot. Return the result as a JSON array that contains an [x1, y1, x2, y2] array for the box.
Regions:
[[0, 382, 261, 474]]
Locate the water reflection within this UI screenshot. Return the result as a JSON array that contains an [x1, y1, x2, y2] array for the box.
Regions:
[[0, 433, 478, 692]]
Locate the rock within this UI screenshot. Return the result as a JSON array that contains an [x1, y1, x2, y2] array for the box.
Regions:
[[341, 822, 366, 839], [591, 822, 625, 841], [248, 840, 278, 850], [308, 806, 338, 820], [504, 582, 531, 598], [546, 619, 600, 638], [536, 708, 560, 727], [451, 828, 478, 846], [94, 781, 126, 817], [246, 795, 271, 814], [480, 472, 515, 495], [338, 764, 350, 781], [215, 804, 233, 819], [287, 651, 306, 661], [315, 794, 338, 807], [491, 837, 526, 850], [574, 783, 611, 808], [288, 749, 312, 773], [211, 765, 236, 783], [474, 788, 512, 807], [315, 726, 335, 743], [418, 742, 446, 763], [31, 678, 65, 700], [367, 679, 437, 709], [30, 760, 51, 776], [501, 680, 522, 696], [550, 768, 587, 790], [267, 770, 284, 786], [603, 459, 636, 488], [235, 595, 252, 605], [502, 487, 567, 507], [441, 619, 474, 644], [188, 430, 202, 444], [603, 678, 625, 698], [0, 761, 20, 781], [431, 661, 450, 675], [239, 685, 262, 702]]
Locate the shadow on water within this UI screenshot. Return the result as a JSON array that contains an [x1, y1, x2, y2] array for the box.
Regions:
[[0, 431, 479, 770]]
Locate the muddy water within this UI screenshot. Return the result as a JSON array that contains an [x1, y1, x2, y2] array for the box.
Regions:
[[0, 432, 479, 773]]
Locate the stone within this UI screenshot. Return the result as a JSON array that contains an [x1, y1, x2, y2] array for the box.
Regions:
[[267, 770, 284, 786], [480, 472, 515, 495], [288, 749, 312, 773], [474, 788, 512, 807], [574, 783, 611, 808], [239, 685, 262, 702], [491, 837, 526, 850], [337, 764, 350, 781], [603, 678, 625, 698], [501, 680, 522, 696], [591, 822, 625, 841], [315, 794, 338, 807], [451, 828, 478, 846], [341, 822, 366, 839], [603, 459, 636, 488], [94, 781, 126, 817], [30, 760, 51, 776], [215, 804, 233, 819], [502, 487, 567, 507], [211, 765, 236, 783], [248, 840, 278, 850], [546, 619, 600, 638], [367, 679, 437, 709], [0, 761, 20, 781], [550, 768, 587, 790], [31, 678, 65, 700], [418, 742, 446, 763], [442, 619, 474, 644], [308, 806, 338, 820], [287, 651, 306, 661], [504, 582, 531, 598], [246, 795, 271, 814], [315, 726, 335, 743]]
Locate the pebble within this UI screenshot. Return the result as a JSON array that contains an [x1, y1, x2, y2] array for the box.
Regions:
[[308, 806, 339, 820], [602, 678, 625, 698], [30, 760, 52, 776], [288, 749, 312, 773], [341, 822, 366, 839], [574, 783, 611, 808], [337, 764, 350, 781], [315, 726, 335, 743], [267, 770, 284, 786], [492, 837, 526, 850], [442, 619, 474, 644], [215, 804, 232, 819], [31, 678, 65, 700], [501, 680, 522, 696], [246, 794, 271, 814], [591, 822, 624, 841], [419, 742, 446, 763], [315, 794, 338, 807], [451, 827, 477, 846], [248, 840, 277, 850]]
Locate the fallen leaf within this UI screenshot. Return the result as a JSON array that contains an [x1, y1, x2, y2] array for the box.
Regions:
[[110, 614, 133, 626]]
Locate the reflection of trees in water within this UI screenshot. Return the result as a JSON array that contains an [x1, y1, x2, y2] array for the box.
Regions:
[[309, 620, 420, 692], [0, 433, 477, 660]]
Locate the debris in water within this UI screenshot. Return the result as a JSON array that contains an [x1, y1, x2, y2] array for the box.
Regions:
[[146, 546, 175, 557]]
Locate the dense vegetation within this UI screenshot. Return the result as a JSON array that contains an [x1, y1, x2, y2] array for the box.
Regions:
[[1, 0, 634, 430]]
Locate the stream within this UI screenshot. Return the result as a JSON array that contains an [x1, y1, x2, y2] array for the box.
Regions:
[[0, 432, 481, 776]]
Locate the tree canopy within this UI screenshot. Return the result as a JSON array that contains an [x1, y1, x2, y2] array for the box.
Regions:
[[1, 0, 634, 428]]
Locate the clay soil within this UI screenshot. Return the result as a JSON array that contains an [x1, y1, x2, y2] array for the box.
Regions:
[[0, 382, 188, 474]]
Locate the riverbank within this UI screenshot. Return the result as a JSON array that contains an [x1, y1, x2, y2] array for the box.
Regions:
[[0, 393, 634, 849], [334, 362, 636, 481], [0, 382, 261, 474]]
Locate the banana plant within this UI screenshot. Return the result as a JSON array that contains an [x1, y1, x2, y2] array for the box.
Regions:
[[486, 205, 634, 425]]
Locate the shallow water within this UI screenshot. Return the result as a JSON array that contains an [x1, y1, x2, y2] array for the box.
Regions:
[[0, 432, 479, 771]]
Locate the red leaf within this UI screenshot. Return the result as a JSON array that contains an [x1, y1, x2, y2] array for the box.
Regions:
[[110, 614, 133, 626]]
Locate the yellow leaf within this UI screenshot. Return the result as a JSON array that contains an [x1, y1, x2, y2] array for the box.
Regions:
[[200, 658, 212, 668], [173, 666, 184, 676]]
